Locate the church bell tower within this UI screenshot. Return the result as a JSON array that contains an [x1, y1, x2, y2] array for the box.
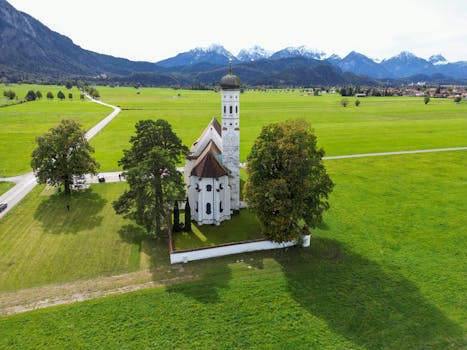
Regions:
[[220, 61, 241, 213]]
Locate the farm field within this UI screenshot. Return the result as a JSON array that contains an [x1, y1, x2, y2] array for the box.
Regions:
[[0, 182, 14, 196], [0, 151, 465, 349], [0, 84, 110, 176], [90, 86, 467, 171]]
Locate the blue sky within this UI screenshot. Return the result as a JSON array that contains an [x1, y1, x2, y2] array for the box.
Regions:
[[7, 0, 467, 62]]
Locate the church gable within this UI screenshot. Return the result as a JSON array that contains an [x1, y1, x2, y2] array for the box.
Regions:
[[188, 117, 222, 159], [191, 141, 228, 178]]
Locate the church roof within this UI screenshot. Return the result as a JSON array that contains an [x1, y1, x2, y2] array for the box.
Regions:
[[191, 141, 228, 178], [189, 117, 222, 156], [220, 74, 240, 90]]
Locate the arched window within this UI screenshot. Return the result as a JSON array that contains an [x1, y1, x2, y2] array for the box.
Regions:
[[206, 203, 211, 215], [220, 201, 223, 213], [235, 106, 238, 113], [196, 201, 199, 213], [223, 106, 226, 114], [229, 106, 233, 114], [206, 184, 212, 192]]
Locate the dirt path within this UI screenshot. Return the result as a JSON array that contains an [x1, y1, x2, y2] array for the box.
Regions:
[[0, 267, 193, 316]]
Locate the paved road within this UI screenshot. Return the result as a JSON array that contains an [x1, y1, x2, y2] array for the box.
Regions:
[[322, 146, 467, 160], [0, 98, 121, 219]]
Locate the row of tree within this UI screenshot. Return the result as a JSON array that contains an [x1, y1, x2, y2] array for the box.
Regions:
[[31, 118, 333, 243], [3, 90, 87, 102]]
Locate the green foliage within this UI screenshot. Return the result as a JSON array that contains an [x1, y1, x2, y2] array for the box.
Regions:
[[57, 90, 65, 100], [244, 120, 334, 242], [184, 198, 191, 232], [68, 92, 73, 100], [46, 91, 54, 99], [454, 96, 462, 103], [0, 181, 14, 196], [65, 81, 73, 89], [113, 120, 188, 236], [3, 90, 16, 100], [25, 90, 36, 101], [35, 90, 42, 99], [173, 200, 180, 232], [88, 87, 100, 99], [424, 95, 430, 105], [341, 98, 349, 107], [355, 99, 361, 107], [31, 119, 99, 194]]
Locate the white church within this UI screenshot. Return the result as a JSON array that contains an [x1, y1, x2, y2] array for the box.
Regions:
[[184, 67, 241, 225]]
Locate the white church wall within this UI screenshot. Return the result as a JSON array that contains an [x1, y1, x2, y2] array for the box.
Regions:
[[189, 175, 230, 225], [170, 235, 311, 264]]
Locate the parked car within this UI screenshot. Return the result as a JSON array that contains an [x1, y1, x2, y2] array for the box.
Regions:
[[97, 175, 105, 183], [0, 202, 7, 213]]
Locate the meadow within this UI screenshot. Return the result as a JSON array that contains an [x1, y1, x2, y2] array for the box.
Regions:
[[0, 151, 465, 349], [0, 84, 110, 176], [0, 85, 465, 349], [90, 86, 467, 170], [0, 182, 14, 196]]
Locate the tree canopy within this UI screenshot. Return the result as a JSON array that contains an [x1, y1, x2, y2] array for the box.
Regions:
[[31, 119, 99, 194], [244, 119, 334, 242], [113, 119, 188, 236]]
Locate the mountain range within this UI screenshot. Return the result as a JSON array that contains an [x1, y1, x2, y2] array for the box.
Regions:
[[1, 0, 466, 86]]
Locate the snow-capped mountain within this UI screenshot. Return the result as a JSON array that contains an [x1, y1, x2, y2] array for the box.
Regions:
[[429, 54, 448, 65], [237, 45, 272, 62], [337, 51, 392, 79], [380, 51, 432, 77], [270, 46, 327, 60], [156, 44, 238, 68]]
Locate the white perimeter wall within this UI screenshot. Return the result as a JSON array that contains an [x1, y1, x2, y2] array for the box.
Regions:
[[170, 235, 311, 264]]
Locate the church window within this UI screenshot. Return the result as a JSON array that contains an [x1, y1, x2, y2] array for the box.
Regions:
[[220, 201, 223, 213], [219, 183, 223, 190], [224, 106, 226, 113], [206, 203, 211, 215], [196, 201, 199, 212], [229, 106, 233, 114], [235, 106, 238, 113], [206, 184, 212, 192]]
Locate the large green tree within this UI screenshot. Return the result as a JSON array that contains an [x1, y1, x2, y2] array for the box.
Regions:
[[113, 119, 188, 236], [31, 119, 99, 194], [244, 119, 334, 242]]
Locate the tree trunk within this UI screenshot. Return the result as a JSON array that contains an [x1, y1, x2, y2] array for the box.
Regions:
[[63, 178, 71, 194]]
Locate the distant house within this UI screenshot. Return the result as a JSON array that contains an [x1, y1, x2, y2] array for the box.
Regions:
[[355, 93, 366, 98]]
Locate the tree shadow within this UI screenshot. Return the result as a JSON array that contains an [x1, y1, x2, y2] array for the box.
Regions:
[[165, 256, 233, 304], [274, 237, 464, 349], [118, 224, 146, 245], [34, 190, 107, 234]]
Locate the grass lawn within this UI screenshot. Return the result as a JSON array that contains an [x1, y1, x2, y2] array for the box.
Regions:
[[0, 84, 110, 176], [172, 210, 264, 251], [0, 182, 14, 196], [0, 151, 465, 349], [0, 183, 143, 291], [90, 87, 467, 171]]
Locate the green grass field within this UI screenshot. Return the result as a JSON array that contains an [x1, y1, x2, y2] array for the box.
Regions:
[[0, 84, 110, 176], [0, 182, 14, 196], [172, 210, 264, 251], [0, 85, 465, 348], [0, 151, 465, 349], [90, 87, 467, 171], [0, 183, 142, 291]]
